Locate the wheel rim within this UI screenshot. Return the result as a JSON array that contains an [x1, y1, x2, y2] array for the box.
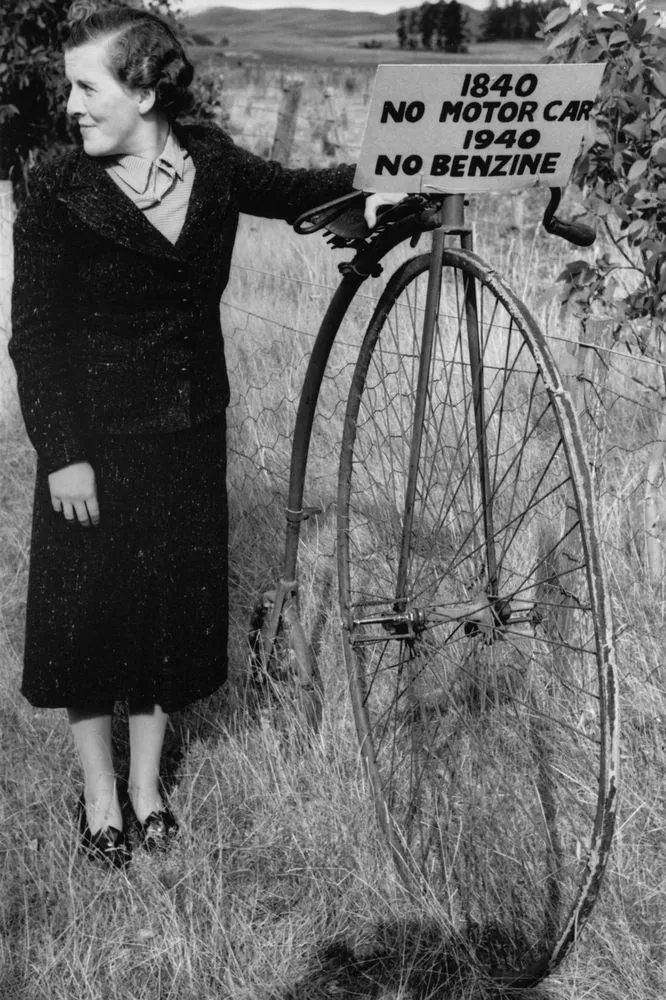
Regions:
[[337, 250, 618, 983]]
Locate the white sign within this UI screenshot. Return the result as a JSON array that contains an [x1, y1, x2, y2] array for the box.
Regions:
[[354, 63, 605, 194]]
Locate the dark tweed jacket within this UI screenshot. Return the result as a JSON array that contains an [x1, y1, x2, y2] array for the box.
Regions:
[[9, 122, 356, 473]]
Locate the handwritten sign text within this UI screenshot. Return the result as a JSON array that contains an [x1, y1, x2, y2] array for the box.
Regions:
[[354, 64, 605, 194]]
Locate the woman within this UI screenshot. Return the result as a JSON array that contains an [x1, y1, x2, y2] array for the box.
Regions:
[[10, 0, 389, 866]]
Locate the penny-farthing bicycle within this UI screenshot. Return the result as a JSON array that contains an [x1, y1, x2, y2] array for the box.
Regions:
[[251, 64, 619, 988]]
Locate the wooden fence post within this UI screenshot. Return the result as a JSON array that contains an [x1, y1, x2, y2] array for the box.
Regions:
[[645, 408, 666, 582], [271, 78, 303, 166], [0, 178, 15, 414], [509, 191, 524, 231], [321, 87, 343, 161]]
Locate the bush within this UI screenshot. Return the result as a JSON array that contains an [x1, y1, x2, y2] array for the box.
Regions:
[[0, 0, 72, 194], [188, 67, 228, 128], [543, 0, 666, 350]]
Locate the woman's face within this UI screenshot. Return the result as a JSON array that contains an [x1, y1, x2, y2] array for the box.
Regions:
[[65, 37, 155, 158]]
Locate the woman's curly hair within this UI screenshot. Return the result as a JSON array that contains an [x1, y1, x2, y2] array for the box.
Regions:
[[64, 1, 195, 119]]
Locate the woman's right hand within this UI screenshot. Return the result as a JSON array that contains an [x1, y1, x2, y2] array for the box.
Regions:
[[48, 461, 100, 527], [364, 192, 407, 229]]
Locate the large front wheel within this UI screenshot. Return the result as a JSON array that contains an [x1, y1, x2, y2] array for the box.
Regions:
[[337, 249, 618, 985]]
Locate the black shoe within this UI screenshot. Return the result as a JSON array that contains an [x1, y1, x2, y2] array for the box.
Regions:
[[77, 794, 131, 868], [139, 807, 179, 852]]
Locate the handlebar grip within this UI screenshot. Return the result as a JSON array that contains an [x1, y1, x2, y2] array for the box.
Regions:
[[544, 217, 596, 247], [542, 187, 596, 247]]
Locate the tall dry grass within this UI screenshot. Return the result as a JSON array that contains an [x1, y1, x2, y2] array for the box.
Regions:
[[1, 68, 665, 999]]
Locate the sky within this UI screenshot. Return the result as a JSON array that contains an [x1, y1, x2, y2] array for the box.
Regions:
[[178, 0, 490, 14]]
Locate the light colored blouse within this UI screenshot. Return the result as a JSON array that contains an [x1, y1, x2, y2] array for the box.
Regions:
[[106, 130, 196, 244]]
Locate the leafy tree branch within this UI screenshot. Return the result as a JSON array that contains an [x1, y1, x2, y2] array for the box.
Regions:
[[543, 0, 666, 353]]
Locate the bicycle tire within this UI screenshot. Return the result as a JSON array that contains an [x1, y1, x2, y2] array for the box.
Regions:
[[337, 248, 618, 985]]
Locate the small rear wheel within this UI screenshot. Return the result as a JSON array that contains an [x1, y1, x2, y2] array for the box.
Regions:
[[337, 248, 618, 984]]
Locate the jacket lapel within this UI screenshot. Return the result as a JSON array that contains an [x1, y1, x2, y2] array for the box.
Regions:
[[173, 126, 231, 260], [58, 152, 184, 261], [56, 127, 231, 262]]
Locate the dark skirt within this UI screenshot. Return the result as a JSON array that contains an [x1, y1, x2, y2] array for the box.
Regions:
[[22, 415, 228, 712]]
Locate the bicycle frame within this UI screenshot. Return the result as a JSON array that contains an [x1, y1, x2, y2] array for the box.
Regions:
[[256, 185, 597, 662], [261, 193, 485, 655]]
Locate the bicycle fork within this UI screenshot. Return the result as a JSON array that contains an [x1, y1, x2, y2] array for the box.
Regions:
[[460, 237, 499, 600], [394, 224, 447, 607], [394, 195, 499, 622], [394, 195, 498, 644]]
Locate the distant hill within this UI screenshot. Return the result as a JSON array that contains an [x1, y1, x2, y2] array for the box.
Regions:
[[186, 6, 399, 41], [183, 5, 486, 63]]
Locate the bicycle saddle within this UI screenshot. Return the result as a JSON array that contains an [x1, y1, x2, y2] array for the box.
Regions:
[[293, 191, 370, 238]]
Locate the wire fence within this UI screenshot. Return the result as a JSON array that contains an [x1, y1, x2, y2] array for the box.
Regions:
[[216, 68, 372, 166], [210, 72, 666, 611], [2, 71, 665, 625], [222, 258, 386, 605], [221, 245, 666, 617]]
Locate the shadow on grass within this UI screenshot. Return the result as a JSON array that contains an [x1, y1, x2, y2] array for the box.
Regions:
[[282, 917, 556, 1000]]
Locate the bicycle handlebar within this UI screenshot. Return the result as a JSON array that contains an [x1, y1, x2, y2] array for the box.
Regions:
[[542, 188, 596, 247], [294, 187, 596, 248]]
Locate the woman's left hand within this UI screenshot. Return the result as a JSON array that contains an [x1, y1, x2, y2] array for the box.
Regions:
[[48, 461, 100, 527], [364, 192, 408, 229]]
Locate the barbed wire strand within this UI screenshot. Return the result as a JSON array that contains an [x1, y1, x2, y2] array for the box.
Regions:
[[224, 282, 666, 377]]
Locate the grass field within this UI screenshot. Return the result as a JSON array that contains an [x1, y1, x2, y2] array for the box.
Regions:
[[190, 38, 544, 70], [1, 56, 666, 1000], [184, 5, 538, 67], [186, 4, 486, 65]]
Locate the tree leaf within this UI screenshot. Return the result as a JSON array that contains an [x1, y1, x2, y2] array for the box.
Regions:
[[628, 17, 647, 41], [558, 260, 595, 283], [650, 71, 666, 97], [651, 138, 666, 160], [547, 19, 584, 49], [627, 219, 648, 238], [622, 120, 646, 141], [544, 5, 573, 31], [652, 109, 666, 133], [628, 158, 649, 181]]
